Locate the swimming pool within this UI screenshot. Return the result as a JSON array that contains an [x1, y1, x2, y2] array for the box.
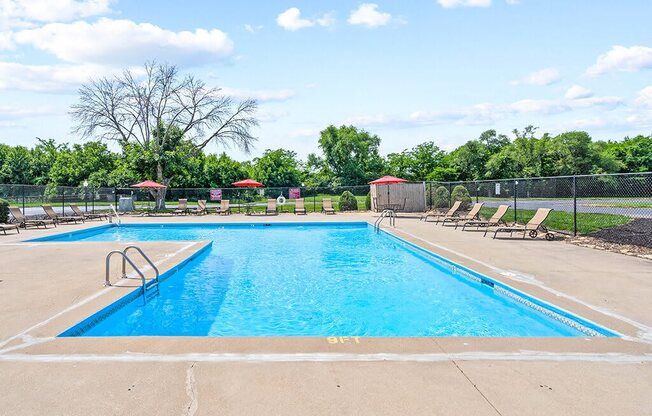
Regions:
[[35, 223, 616, 337]]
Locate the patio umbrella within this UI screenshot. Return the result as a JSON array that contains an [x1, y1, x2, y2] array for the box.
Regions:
[[131, 180, 167, 189], [131, 180, 167, 209], [369, 175, 408, 209], [232, 179, 264, 187]]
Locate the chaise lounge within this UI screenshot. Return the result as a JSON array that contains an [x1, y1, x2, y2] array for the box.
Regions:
[[321, 198, 335, 215], [460, 204, 509, 231], [42, 205, 84, 224], [488, 207, 555, 240], [215, 200, 231, 215], [294, 198, 307, 215], [0, 223, 20, 235], [173, 199, 188, 215], [9, 207, 56, 229], [266, 199, 278, 215], [190, 200, 207, 215], [70, 204, 108, 221], [421, 200, 461, 222], [441, 202, 484, 226]]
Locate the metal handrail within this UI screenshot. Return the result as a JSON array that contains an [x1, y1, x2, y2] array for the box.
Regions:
[[105, 246, 159, 305], [122, 246, 159, 284], [374, 209, 396, 231]]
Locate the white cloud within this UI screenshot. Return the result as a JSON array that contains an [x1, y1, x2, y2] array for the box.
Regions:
[[276, 7, 334, 31], [0, 0, 111, 29], [221, 87, 296, 102], [0, 31, 13, 49], [244, 24, 263, 34], [437, 0, 492, 8], [289, 128, 320, 138], [257, 109, 289, 123], [11, 18, 233, 65], [348, 3, 392, 28], [0, 104, 57, 120], [634, 86, 652, 108], [586, 45, 652, 77], [0, 61, 120, 91], [564, 85, 593, 100], [345, 93, 623, 129], [511, 68, 561, 86]]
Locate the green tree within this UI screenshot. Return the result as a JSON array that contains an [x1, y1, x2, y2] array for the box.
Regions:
[[49, 141, 116, 186], [70, 62, 258, 208], [301, 153, 335, 187], [602, 135, 652, 172], [318, 125, 384, 186], [0, 146, 32, 184], [387, 141, 446, 181], [30, 139, 62, 185], [252, 149, 302, 187], [203, 153, 249, 188]]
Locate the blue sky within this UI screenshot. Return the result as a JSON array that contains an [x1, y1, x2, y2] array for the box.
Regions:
[[1, 0, 651, 160]]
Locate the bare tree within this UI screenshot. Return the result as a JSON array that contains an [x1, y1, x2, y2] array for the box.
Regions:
[[70, 62, 258, 208]]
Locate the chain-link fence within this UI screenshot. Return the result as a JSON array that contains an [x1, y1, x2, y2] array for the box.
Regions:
[[426, 172, 652, 236], [2, 172, 650, 237], [0, 184, 117, 217], [115, 185, 371, 214], [0, 184, 371, 217]]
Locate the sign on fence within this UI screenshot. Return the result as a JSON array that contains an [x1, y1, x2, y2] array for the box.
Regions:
[[289, 188, 301, 199], [210, 189, 222, 201], [495, 183, 500, 195]]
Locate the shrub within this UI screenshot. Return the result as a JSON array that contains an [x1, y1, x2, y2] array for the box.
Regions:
[[365, 192, 371, 210], [339, 190, 358, 211], [0, 199, 8, 224], [432, 186, 450, 208], [451, 185, 472, 209]]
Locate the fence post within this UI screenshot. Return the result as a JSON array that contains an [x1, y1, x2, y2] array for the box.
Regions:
[[573, 176, 577, 236], [92, 187, 95, 213], [61, 187, 65, 216], [513, 180, 518, 224], [475, 182, 479, 203], [447, 182, 452, 208], [22, 185, 25, 213], [114, 187, 118, 208]]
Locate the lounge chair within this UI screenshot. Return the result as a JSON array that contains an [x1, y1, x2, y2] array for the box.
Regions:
[[321, 198, 335, 215], [215, 200, 231, 215], [421, 200, 461, 222], [190, 200, 207, 215], [294, 198, 307, 215], [70, 204, 108, 221], [460, 204, 509, 231], [266, 199, 278, 215], [174, 199, 188, 215], [42, 205, 84, 224], [441, 202, 484, 226], [0, 223, 20, 235], [489, 208, 555, 240], [9, 207, 56, 229]]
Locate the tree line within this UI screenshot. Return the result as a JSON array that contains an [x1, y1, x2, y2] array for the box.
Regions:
[[0, 125, 650, 189]]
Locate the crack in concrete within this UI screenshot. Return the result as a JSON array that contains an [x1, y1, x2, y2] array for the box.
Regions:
[[184, 362, 198, 416], [452, 359, 503, 416]]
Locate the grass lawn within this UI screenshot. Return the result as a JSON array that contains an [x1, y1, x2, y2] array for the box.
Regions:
[[478, 206, 632, 234]]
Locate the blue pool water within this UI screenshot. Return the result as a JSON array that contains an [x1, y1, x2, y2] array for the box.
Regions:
[[40, 223, 613, 337]]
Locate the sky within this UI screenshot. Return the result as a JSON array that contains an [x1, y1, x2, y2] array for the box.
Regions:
[[1, 0, 651, 160]]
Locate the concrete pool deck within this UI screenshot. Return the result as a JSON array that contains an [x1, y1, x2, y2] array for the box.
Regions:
[[0, 213, 650, 415]]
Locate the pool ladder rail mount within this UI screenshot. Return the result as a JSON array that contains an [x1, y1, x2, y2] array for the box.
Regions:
[[374, 209, 396, 231], [105, 246, 160, 305]]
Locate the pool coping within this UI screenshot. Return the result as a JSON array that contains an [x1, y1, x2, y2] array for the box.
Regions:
[[44, 221, 618, 339]]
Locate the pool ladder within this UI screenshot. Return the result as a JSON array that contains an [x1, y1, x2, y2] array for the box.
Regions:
[[374, 209, 396, 231], [105, 246, 160, 305]]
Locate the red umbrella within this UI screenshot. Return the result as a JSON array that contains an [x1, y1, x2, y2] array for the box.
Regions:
[[131, 180, 167, 188], [232, 179, 264, 187], [369, 175, 408, 185], [369, 176, 408, 210]]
